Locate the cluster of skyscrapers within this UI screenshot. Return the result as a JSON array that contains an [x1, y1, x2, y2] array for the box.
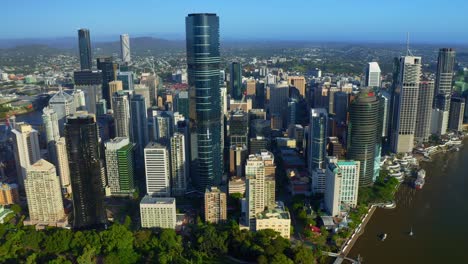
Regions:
[[5, 13, 466, 235]]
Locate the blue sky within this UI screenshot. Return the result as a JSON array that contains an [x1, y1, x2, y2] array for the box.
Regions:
[[2, 0, 468, 43]]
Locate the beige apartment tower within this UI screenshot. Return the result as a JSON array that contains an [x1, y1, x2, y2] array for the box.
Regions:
[[204, 187, 227, 224]]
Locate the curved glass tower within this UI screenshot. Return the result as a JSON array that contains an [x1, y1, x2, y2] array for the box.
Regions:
[[347, 89, 381, 186], [186, 13, 222, 191]]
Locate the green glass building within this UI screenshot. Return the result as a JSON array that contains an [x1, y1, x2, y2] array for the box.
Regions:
[[104, 137, 135, 196]]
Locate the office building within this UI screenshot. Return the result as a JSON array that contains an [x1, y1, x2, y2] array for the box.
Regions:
[[365, 62, 381, 87], [108, 80, 123, 110], [134, 84, 150, 108], [65, 112, 106, 229], [112, 91, 131, 138], [246, 79, 256, 96], [97, 57, 119, 109], [204, 186, 227, 224], [287, 76, 306, 97], [415, 80, 435, 143], [152, 111, 174, 144], [230, 62, 242, 100], [381, 91, 391, 138], [96, 99, 107, 116], [170, 133, 188, 196], [144, 142, 170, 197], [347, 89, 381, 186], [0, 183, 19, 205], [74, 70, 103, 114], [73, 89, 86, 110], [186, 13, 222, 190], [391, 56, 422, 153], [104, 138, 135, 196], [308, 108, 328, 171], [229, 109, 249, 147], [12, 123, 40, 186], [333, 91, 348, 125], [431, 108, 449, 136], [174, 90, 189, 119], [254, 201, 291, 239], [434, 48, 456, 111], [140, 196, 176, 229], [229, 144, 248, 177], [55, 137, 71, 194], [324, 158, 360, 216], [42, 106, 60, 163], [120, 34, 130, 63], [269, 81, 290, 128], [448, 97, 466, 132], [78, 29, 92, 70], [49, 87, 76, 134], [130, 94, 149, 162], [24, 159, 66, 227], [117, 71, 134, 91]]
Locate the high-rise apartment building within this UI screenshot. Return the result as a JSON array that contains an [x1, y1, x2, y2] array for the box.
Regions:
[[24, 159, 66, 227], [230, 62, 243, 100], [170, 133, 188, 196], [245, 151, 276, 227], [308, 108, 328, 171], [12, 123, 40, 186], [104, 137, 135, 196], [120, 34, 130, 63], [415, 80, 435, 143], [78, 29, 92, 70], [391, 56, 422, 153], [186, 13, 222, 190], [152, 111, 174, 144], [42, 106, 60, 164], [229, 144, 248, 177], [324, 158, 360, 217], [365, 62, 381, 87], [140, 196, 176, 229], [144, 142, 170, 197], [347, 89, 381, 186], [65, 112, 106, 229], [204, 186, 227, 224], [112, 91, 131, 138], [108, 80, 123, 110]]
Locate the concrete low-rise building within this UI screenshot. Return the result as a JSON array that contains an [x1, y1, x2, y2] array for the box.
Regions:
[[140, 195, 176, 229], [255, 201, 291, 239], [0, 183, 20, 205]]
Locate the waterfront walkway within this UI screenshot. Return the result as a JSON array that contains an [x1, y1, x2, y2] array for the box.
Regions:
[[341, 205, 377, 256]]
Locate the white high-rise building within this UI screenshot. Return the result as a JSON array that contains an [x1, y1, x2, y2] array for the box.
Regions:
[[120, 34, 131, 63], [365, 62, 381, 88], [55, 137, 71, 194], [49, 87, 76, 134], [391, 56, 422, 153], [79, 83, 102, 114], [73, 89, 86, 111], [140, 195, 176, 229], [324, 157, 360, 217], [415, 80, 435, 143], [112, 91, 131, 138], [12, 123, 41, 186], [170, 133, 187, 196], [42, 106, 60, 163], [24, 159, 66, 227], [144, 142, 170, 197]]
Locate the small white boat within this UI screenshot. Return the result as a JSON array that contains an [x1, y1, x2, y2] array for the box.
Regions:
[[409, 227, 414, 236], [381, 233, 387, 241]]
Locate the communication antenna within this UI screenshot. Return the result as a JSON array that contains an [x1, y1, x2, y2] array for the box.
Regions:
[[406, 32, 414, 56]]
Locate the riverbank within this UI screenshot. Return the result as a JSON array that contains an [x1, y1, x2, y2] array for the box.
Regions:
[[348, 136, 468, 263]]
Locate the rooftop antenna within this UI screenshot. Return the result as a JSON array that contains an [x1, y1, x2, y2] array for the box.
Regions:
[[406, 32, 414, 56]]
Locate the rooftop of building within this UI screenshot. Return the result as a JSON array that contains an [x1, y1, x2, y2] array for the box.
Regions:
[[256, 201, 290, 220], [140, 195, 175, 205], [29, 159, 55, 171]]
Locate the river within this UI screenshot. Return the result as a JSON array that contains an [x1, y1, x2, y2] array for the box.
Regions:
[[349, 141, 468, 263]]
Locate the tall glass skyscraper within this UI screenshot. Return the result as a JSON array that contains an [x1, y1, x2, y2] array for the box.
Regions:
[[186, 13, 222, 190], [308, 108, 328, 171], [347, 89, 381, 186], [97, 57, 119, 109], [78, 29, 92, 70], [230, 62, 242, 100], [65, 112, 106, 229], [130, 94, 149, 165], [434, 48, 456, 111]]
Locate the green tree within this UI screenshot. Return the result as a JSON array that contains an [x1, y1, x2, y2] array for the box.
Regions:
[[270, 253, 294, 264], [10, 204, 22, 214], [22, 229, 45, 250], [44, 229, 72, 254], [291, 245, 315, 264], [77, 245, 96, 264]]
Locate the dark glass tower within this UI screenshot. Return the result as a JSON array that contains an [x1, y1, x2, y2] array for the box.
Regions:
[[347, 89, 381, 186], [230, 62, 242, 100], [130, 94, 149, 165], [333, 91, 349, 125], [65, 113, 106, 229], [434, 48, 456, 111], [97, 57, 119, 109], [186, 13, 222, 190], [78, 29, 92, 70]]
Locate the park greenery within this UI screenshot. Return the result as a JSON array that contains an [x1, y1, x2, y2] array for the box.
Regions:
[[357, 170, 399, 206], [0, 210, 318, 264]]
